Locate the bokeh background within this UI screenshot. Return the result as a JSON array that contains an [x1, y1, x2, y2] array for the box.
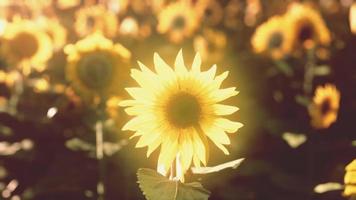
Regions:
[[0, 0, 355, 200]]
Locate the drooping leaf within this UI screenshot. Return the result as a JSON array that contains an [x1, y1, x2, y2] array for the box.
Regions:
[[137, 168, 210, 200], [314, 182, 343, 193], [191, 158, 245, 174]]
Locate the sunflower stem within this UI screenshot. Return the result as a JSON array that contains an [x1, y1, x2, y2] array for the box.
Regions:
[[303, 48, 315, 96], [96, 120, 105, 200], [8, 70, 24, 115]]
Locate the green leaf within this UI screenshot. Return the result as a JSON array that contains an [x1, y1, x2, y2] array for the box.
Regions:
[[137, 168, 210, 200]]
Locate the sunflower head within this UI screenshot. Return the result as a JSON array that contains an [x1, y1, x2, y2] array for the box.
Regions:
[[74, 5, 118, 38], [120, 50, 243, 181], [64, 32, 131, 101], [38, 17, 67, 50], [308, 84, 340, 129], [285, 3, 331, 49], [157, 2, 200, 43], [251, 16, 292, 59], [1, 18, 53, 72], [344, 159, 356, 197]]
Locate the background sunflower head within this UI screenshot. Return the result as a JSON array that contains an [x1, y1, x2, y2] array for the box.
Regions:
[[251, 15, 292, 59], [64, 32, 131, 102], [157, 1, 201, 43], [285, 3, 331, 49], [308, 84, 340, 129], [344, 159, 356, 197], [74, 5, 118, 38], [1, 18, 53, 72]]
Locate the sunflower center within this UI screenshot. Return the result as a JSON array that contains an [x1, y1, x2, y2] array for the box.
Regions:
[[166, 92, 201, 128], [10, 32, 39, 59], [87, 16, 96, 28], [320, 98, 331, 115], [172, 16, 186, 30], [299, 23, 314, 42], [77, 52, 113, 90], [268, 32, 283, 49]]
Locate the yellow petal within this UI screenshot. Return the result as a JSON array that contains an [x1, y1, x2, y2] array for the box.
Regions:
[[174, 49, 187, 74], [179, 132, 193, 172], [215, 118, 243, 133], [126, 87, 155, 101], [212, 87, 239, 102], [146, 137, 162, 157], [136, 130, 162, 148], [131, 68, 161, 92], [191, 52, 201, 73], [213, 104, 239, 115], [153, 53, 175, 77], [191, 130, 207, 165], [204, 125, 231, 145], [158, 133, 179, 171]]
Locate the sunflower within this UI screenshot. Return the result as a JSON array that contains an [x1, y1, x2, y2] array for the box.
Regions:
[[200, 0, 224, 26], [285, 3, 331, 49], [344, 159, 356, 197], [251, 16, 293, 59], [1, 18, 53, 72], [74, 5, 118, 38], [64, 32, 131, 101], [194, 28, 227, 63], [38, 17, 67, 50], [55, 0, 81, 10], [120, 50, 243, 181], [350, 2, 356, 34], [308, 84, 340, 129], [157, 1, 201, 43]]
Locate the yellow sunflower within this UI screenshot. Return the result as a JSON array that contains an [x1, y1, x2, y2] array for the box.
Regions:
[[194, 28, 227, 63], [157, 1, 201, 43], [38, 17, 67, 50], [64, 32, 131, 101], [344, 159, 356, 197], [251, 16, 293, 59], [74, 5, 118, 38], [120, 50, 243, 181], [285, 3, 331, 49], [200, 0, 224, 26], [308, 84, 340, 129], [1, 18, 53, 72], [55, 0, 81, 10], [350, 2, 356, 34]]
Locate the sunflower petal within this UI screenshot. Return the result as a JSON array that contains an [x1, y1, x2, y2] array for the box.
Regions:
[[214, 104, 239, 115], [191, 52, 201, 73], [191, 130, 207, 165], [136, 130, 161, 148], [215, 118, 243, 133], [212, 87, 239, 102], [174, 49, 187, 74]]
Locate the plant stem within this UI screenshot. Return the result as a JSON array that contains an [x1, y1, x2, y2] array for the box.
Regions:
[[96, 120, 105, 200]]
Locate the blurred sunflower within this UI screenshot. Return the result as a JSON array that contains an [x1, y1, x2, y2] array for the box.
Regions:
[[224, 0, 242, 30], [350, 2, 356, 34], [344, 159, 356, 197], [74, 5, 118, 38], [107, 0, 129, 15], [308, 84, 340, 129], [194, 28, 227, 63], [120, 50, 243, 181], [55, 0, 81, 10], [38, 17, 67, 50], [200, 0, 224, 26], [285, 3, 331, 49], [1, 18, 53, 72], [157, 1, 200, 43], [64, 32, 131, 101], [119, 16, 152, 39], [251, 16, 293, 59]]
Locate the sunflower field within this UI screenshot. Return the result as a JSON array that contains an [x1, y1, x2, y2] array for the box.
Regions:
[[0, 0, 355, 200]]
